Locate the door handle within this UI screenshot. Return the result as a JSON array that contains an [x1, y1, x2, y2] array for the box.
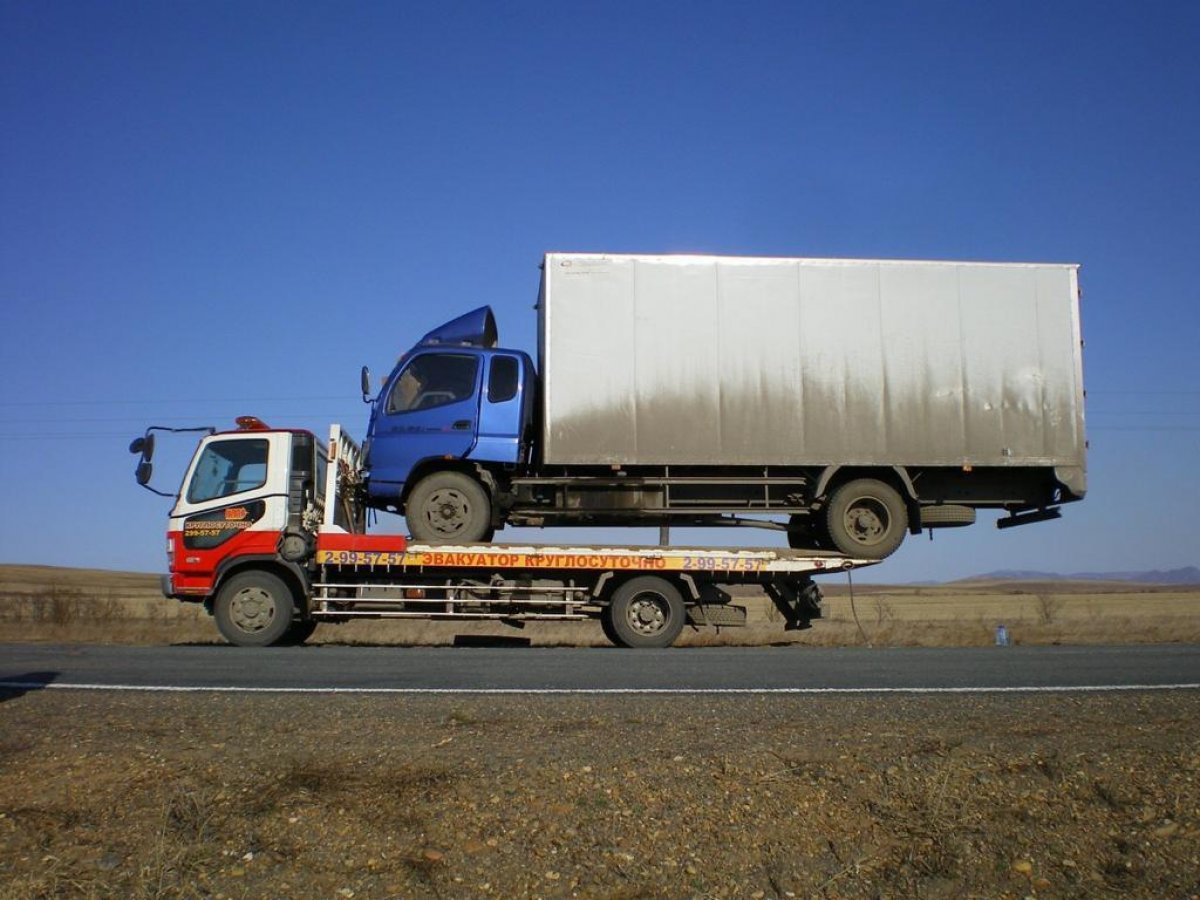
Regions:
[[452, 420, 472, 431]]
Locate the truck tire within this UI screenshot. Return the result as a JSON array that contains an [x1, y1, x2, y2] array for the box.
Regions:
[[405, 471, 493, 543], [918, 504, 976, 527], [214, 571, 296, 647], [604, 576, 686, 648], [824, 479, 908, 559], [600, 613, 621, 647]]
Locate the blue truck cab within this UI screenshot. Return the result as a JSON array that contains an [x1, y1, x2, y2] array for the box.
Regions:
[[362, 307, 536, 538]]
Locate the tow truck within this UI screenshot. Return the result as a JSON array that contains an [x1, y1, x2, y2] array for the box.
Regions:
[[130, 417, 877, 647]]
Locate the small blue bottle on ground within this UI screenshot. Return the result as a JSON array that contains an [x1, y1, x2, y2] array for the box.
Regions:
[[995, 624, 1009, 646]]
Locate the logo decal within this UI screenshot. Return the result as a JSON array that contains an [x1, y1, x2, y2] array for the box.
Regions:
[[183, 501, 266, 550]]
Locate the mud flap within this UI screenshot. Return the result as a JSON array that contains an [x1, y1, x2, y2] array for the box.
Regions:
[[764, 576, 823, 631]]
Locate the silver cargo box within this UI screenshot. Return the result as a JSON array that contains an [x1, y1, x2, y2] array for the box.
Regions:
[[538, 253, 1085, 478]]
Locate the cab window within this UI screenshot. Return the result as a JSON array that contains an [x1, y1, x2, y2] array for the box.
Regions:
[[315, 448, 328, 504], [488, 356, 520, 403], [187, 439, 269, 503], [387, 353, 480, 413]]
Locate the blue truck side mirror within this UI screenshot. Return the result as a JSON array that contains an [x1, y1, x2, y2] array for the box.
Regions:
[[360, 366, 372, 403]]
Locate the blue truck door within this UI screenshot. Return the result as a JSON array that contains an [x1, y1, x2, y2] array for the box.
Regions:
[[472, 353, 528, 464], [366, 351, 482, 493]]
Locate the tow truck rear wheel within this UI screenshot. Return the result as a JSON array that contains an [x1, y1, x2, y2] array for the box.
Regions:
[[405, 471, 493, 543], [214, 571, 296, 647], [604, 576, 686, 648], [600, 612, 621, 647]]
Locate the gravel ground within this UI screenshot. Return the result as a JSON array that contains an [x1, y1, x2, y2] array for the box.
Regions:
[[1, 688, 1198, 898]]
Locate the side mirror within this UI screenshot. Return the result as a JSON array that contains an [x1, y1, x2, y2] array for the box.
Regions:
[[136, 460, 153, 486], [360, 366, 373, 403], [129, 432, 155, 461]]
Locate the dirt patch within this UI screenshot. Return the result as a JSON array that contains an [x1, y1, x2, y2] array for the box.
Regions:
[[0, 689, 1197, 897]]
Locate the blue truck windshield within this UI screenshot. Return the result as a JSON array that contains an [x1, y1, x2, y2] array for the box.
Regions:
[[386, 353, 479, 413]]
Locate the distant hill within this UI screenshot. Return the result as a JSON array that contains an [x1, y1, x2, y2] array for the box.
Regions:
[[960, 566, 1200, 585]]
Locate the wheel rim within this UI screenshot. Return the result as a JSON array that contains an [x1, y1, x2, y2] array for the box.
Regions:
[[423, 488, 473, 536], [841, 497, 890, 547], [625, 592, 670, 636], [229, 586, 277, 634]]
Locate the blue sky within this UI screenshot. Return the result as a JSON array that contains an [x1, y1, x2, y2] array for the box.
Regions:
[[2, 1, 1197, 582]]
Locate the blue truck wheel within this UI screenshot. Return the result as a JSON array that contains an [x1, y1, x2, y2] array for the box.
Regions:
[[405, 471, 493, 543]]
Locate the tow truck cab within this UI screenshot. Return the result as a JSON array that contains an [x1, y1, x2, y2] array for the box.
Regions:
[[163, 419, 325, 599]]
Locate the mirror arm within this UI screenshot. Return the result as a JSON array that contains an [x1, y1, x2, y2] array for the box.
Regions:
[[130, 425, 216, 497]]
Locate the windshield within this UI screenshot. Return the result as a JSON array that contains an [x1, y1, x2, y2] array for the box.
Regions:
[[387, 353, 480, 413], [186, 438, 269, 503]]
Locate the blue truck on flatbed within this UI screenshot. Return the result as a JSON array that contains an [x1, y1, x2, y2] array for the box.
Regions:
[[361, 253, 1087, 559]]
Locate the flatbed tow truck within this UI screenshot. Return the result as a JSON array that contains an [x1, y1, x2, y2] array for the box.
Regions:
[[131, 418, 877, 648]]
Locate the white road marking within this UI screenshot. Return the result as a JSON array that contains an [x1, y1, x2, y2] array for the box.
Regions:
[[1, 681, 1199, 695]]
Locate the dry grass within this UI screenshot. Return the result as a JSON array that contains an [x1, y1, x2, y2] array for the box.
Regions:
[[805, 583, 1200, 647], [0, 566, 214, 645], [1, 564, 1197, 648]]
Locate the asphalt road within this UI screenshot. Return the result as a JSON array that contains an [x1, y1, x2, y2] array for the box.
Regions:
[[2, 643, 1199, 693]]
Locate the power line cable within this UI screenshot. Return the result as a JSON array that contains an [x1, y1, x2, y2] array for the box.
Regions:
[[1089, 425, 1200, 432], [0, 395, 359, 407], [0, 414, 354, 426], [1087, 390, 1200, 397]]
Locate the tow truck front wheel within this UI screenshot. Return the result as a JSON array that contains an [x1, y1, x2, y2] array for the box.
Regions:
[[214, 571, 296, 647], [604, 576, 686, 649]]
